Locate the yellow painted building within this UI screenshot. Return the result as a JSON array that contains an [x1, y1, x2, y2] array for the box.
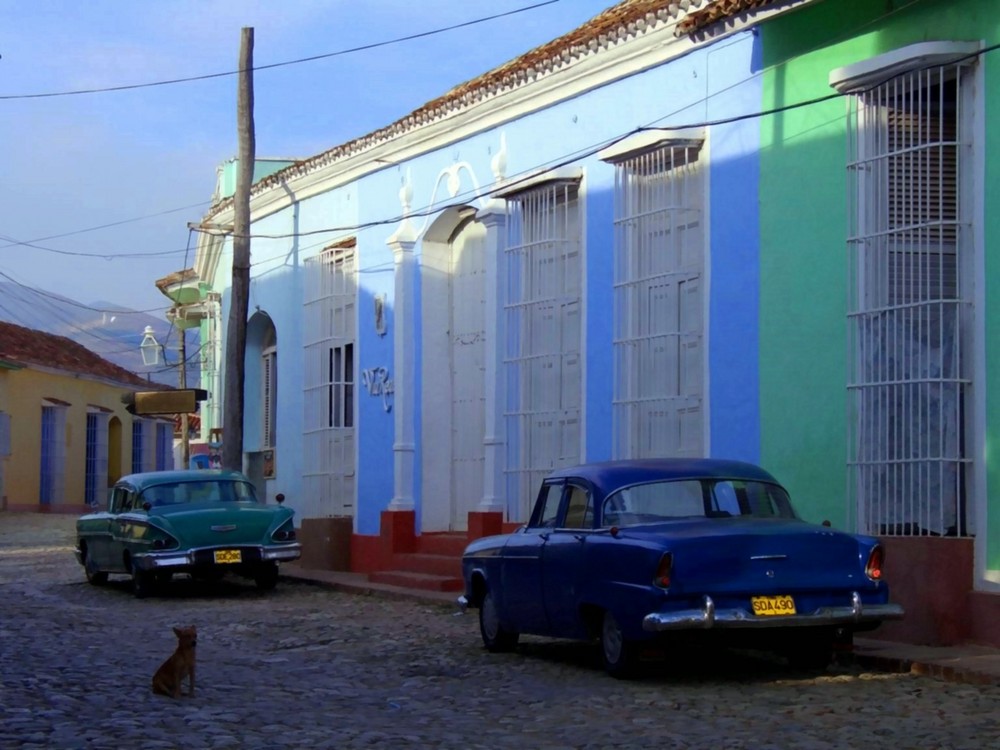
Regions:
[[0, 321, 174, 513]]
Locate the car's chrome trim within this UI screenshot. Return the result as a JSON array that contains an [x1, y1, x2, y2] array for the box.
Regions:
[[132, 542, 302, 570], [642, 593, 905, 631]]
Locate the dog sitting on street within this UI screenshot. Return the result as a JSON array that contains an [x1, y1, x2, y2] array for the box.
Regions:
[[151, 625, 197, 698]]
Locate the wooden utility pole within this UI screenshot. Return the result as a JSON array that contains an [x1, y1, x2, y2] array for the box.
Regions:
[[222, 26, 255, 471], [179, 331, 190, 469]]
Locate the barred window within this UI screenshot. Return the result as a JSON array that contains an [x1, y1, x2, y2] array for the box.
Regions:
[[606, 139, 705, 459], [303, 241, 356, 516], [840, 49, 975, 537], [503, 175, 582, 520]]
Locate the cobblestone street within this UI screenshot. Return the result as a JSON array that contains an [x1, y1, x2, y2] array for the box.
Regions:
[[1, 513, 998, 750]]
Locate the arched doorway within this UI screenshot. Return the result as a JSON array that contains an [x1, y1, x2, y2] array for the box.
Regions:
[[421, 207, 487, 531]]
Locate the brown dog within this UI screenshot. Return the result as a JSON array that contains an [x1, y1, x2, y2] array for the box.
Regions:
[[151, 626, 197, 698]]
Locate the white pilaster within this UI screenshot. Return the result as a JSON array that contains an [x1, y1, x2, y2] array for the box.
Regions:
[[387, 176, 417, 511], [477, 137, 510, 514]]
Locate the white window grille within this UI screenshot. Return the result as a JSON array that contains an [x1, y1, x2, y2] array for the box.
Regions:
[[503, 178, 582, 520], [262, 345, 277, 450], [608, 140, 705, 459], [845, 59, 974, 537], [303, 242, 356, 517]]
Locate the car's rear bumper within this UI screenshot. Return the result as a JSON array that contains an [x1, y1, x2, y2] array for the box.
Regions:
[[132, 542, 302, 571], [643, 592, 904, 631]]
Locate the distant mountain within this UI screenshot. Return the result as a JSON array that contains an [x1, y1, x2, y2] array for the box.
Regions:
[[0, 282, 199, 388]]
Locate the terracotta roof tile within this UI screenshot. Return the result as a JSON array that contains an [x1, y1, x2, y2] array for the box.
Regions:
[[677, 0, 780, 33], [207, 1, 719, 218], [0, 320, 152, 388]]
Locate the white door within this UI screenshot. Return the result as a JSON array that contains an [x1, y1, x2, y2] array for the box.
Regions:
[[450, 220, 487, 530]]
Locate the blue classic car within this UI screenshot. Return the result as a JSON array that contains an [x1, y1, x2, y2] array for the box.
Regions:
[[459, 459, 904, 677], [75, 470, 301, 598]]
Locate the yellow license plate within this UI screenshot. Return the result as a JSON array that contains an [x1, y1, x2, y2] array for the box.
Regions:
[[751, 595, 796, 616], [214, 549, 242, 564]]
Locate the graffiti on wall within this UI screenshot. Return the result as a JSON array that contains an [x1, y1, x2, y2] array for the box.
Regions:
[[362, 367, 394, 412]]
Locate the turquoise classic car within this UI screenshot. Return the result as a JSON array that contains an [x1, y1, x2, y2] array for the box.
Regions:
[[75, 469, 301, 598]]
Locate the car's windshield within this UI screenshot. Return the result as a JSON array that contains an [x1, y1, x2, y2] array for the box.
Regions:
[[140, 480, 259, 507], [601, 478, 796, 526]]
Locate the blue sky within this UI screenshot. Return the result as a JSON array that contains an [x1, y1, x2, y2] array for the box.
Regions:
[[0, 0, 614, 315]]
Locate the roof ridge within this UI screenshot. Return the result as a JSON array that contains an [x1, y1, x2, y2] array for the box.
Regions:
[[205, 0, 710, 219]]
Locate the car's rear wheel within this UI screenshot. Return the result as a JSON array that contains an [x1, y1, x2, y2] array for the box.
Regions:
[[254, 562, 280, 591], [478, 589, 519, 653], [131, 566, 155, 599], [82, 548, 108, 586], [600, 610, 638, 679]]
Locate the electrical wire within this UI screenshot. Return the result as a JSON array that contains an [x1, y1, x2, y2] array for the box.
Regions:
[[0, 201, 211, 249], [0, 1, 561, 100]]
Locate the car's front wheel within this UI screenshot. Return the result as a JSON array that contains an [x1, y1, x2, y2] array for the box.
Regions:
[[600, 610, 638, 679], [82, 548, 108, 586], [478, 589, 519, 653], [254, 562, 280, 591]]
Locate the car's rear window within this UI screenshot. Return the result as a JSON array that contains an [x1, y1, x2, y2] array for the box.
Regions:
[[140, 480, 259, 507], [601, 478, 796, 526]]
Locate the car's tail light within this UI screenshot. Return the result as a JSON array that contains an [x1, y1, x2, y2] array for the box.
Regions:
[[865, 545, 884, 581], [152, 535, 179, 551], [272, 520, 297, 542], [653, 552, 673, 589]]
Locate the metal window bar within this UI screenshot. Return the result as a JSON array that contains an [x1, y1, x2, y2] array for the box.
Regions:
[[303, 247, 356, 516], [156, 422, 172, 471], [262, 350, 277, 449], [39, 406, 55, 505], [504, 181, 582, 520], [131, 419, 144, 475], [846, 63, 972, 537], [611, 144, 705, 459], [84, 413, 98, 505]]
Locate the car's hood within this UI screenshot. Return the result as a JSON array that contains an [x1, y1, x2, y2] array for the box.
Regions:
[[620, 517, 875, 593], [150, 503, 290, 547]]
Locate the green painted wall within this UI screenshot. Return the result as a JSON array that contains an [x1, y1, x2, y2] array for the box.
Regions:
[[758, 0, 1000, 572]]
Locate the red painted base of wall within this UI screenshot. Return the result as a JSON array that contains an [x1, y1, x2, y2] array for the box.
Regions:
[[877, 537, 977, 646], [348, 510, 509, 575], [968, 591, 1000, 648]]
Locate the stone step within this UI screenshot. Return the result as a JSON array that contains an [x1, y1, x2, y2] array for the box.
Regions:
[[416, 532, 469, 557], [368, 570, 464, 592], [390, 552, 462, 578]]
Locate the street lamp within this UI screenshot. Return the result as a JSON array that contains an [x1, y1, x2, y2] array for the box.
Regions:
[[138, 325, 190, 469], [140, 326, 163, 367]]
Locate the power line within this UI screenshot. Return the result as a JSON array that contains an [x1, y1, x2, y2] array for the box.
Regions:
[[0, 1, 561, 101], [0, 201, 211, 249], [0, 269, 169, 315], [0, 234, 190, 260]]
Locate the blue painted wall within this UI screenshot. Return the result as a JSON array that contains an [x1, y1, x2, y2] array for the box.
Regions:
[[232, 29, 763, 532]]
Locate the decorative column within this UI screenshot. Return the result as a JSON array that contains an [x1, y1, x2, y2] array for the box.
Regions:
[[386, 174, 417, 513], [470, 136, 509, 539]]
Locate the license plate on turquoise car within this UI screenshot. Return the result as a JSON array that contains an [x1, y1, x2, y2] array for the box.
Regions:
[[214, 549, 242, 564], [751, 595, 795, 616]]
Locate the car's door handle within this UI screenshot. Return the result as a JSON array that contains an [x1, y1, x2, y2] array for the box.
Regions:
[[573, 534, 586, 542], [539, 532, 550, 541]]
